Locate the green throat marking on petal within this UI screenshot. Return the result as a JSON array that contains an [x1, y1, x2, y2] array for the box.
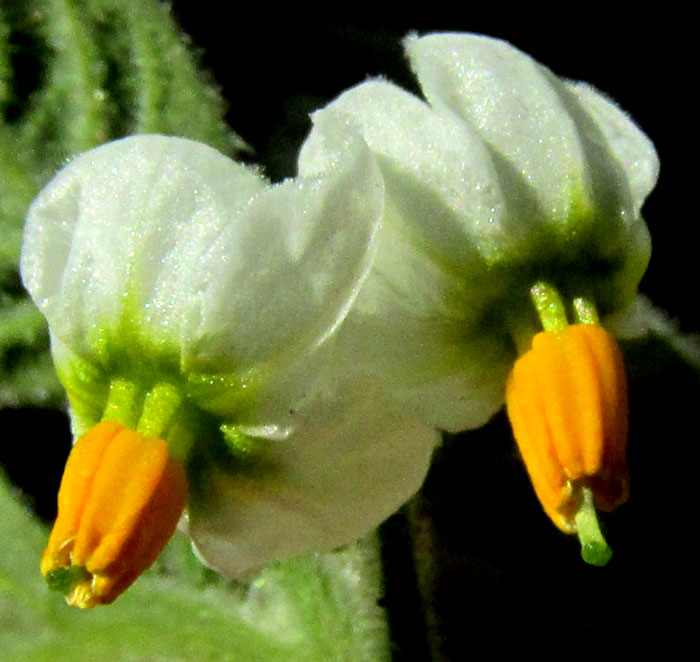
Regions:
[[219, 424, 276, 460], [59, 280, 264, 433], [57, 301, 269, 465]]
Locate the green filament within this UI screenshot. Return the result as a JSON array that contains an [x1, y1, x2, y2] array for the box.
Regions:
[[573, 297, 600, 325], [101, 379, 193, 461], [530, 282, 569, 332], [137, 382, 183, 439], [103, 378, 140, 428]]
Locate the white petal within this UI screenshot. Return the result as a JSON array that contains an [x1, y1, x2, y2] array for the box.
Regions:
[[333, 291, 508, 432], [301, 107, 513, 429], [406, 33, 610, 227], [566, 81, 659, 215], [188, 381, 440, 576], [300, 80, 524, 267], [329, 187, 511, 432], [21, 135, 266, 363], [180, 125, 384, 373]]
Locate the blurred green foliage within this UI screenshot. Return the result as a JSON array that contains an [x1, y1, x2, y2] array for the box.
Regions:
[[0, 0, 245, 407]]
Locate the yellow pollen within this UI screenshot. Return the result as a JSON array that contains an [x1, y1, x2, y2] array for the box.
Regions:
[[41, 420, 188, 608], [505, 324, 629, 535]]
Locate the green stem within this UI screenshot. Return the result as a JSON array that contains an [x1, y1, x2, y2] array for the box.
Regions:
[[266, 536, 392, 662], [575, 487, 613, 567]]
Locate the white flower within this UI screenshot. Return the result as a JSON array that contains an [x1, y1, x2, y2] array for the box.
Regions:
[[298, 33, 660, 563], [22, 134, 439, 604], [299, 32, 658, 434]]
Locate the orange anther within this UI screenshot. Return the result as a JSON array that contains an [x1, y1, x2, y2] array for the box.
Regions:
[[506, 324, 629, 533], [41, 421, 188, 607]]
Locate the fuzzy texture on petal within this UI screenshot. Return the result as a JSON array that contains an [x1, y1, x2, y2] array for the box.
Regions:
[[299, 33, 657, 433], [22, 136, 266, 361], [22, 134, 385, 427]]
